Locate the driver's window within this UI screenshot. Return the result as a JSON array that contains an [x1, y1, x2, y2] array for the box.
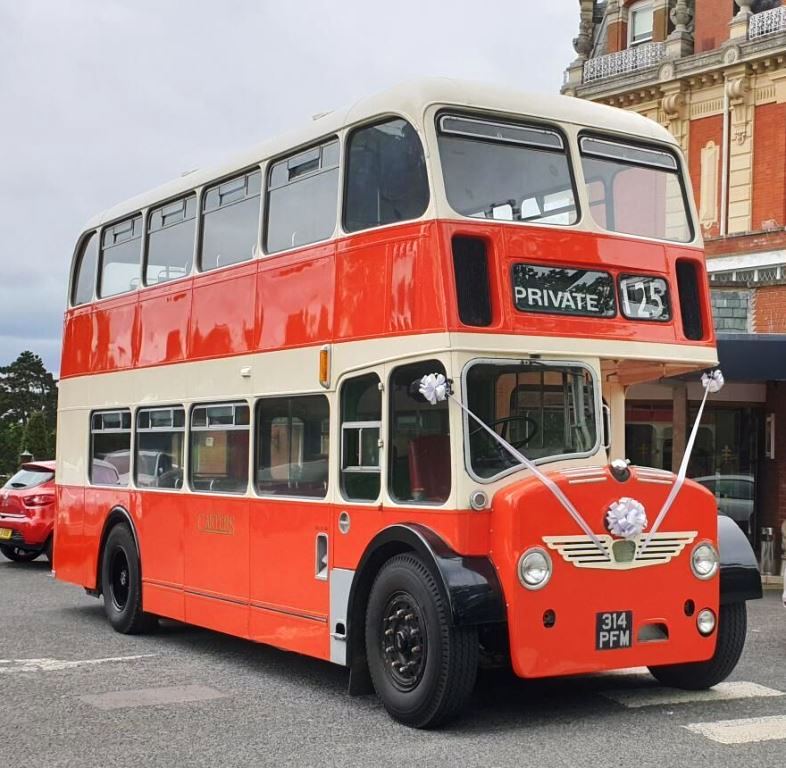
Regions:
[[388, 360, 450, 504]]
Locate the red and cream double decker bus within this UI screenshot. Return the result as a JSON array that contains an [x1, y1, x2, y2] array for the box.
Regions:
[[55, 79, 761, 728]]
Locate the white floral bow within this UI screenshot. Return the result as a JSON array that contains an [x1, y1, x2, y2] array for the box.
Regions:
[[419, 373, 449, 405], [701, 369, 724, 394], [606, 497, 648, 540]]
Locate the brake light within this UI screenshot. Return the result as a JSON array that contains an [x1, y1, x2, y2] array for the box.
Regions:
[[24, 494, 55, 507]]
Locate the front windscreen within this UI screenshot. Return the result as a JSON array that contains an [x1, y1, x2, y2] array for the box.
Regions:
[[466, 361, 598, 480], [580, 136, 692, 243], [438, 115, 578, 226]]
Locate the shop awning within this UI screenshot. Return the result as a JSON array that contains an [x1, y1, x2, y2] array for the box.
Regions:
[[717, 334, 786, 382]]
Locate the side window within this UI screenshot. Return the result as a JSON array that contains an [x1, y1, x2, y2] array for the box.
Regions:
[[136, 407, 185, 489], [146, 195, 197, 285], [91, 410, 132, 486], [341, 373, 381, 502], [256, 395, 330, 498], [200, 170, 261, 272], [344, 118, 429, 233], [189, 403, 249, 493], [266, 140, 339, 254], [99, 216, 143, 298], [389, 360, 450, 504], [72, 232, 98, 306]]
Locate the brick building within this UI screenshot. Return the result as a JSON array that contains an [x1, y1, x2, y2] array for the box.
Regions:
[[564, 0, 786, 562]]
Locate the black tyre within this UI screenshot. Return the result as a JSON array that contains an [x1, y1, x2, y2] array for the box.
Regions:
[[648, 602, 747, 689], [365, 553, 478, 728], [100, 524, 157, 634], [44, 537, 53, 564], [0, 543, 41, 563]]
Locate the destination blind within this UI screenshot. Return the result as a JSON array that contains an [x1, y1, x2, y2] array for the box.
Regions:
[[512, 263, 616, 318]]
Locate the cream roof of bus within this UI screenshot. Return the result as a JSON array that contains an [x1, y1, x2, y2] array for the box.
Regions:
[[84, 77, 677, 231]]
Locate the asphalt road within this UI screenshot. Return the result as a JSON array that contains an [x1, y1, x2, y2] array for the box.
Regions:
[[2, 558, 785, 768]]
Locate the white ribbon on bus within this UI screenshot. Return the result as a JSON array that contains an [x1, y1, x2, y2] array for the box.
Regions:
[[419, 368, 724, 561]]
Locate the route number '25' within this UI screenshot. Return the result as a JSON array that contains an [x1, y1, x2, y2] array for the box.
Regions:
[[620, 276, 669, 321]]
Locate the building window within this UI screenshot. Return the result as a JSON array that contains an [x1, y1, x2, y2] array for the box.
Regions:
[[99, 216, 143, 298], [255, 395, 330, 498], [72, 232, 99, 306], [266, 140, 339, 254], [146, 195, 197, 285], [90, 410, 132, 486], [340, 373, 382, 501], [190, 402, 250, 493], [344, 118, 429, 233], [136, 407, 185, 489], [200, 170, 261, 272], [628, 1, 654, 46], [389, 360, 450, 504]]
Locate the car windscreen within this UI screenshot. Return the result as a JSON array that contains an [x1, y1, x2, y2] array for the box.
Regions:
[[465, 361, 598, 480], [580, 136, 692, 243], [438, 114, 578, 226], [3, 468, 54, 489]]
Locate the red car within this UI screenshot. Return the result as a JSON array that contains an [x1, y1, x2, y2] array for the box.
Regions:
[[0, 461, 55, 563]]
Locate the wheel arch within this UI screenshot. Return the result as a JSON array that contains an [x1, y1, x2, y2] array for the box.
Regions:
[[94, 506, 140, 596], [344, 523, 504, 694], [718, 514, 762, 604]]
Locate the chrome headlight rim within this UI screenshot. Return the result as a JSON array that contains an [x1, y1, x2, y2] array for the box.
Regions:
[[691, 540, 720, 580], [518, 546, 553, 591]]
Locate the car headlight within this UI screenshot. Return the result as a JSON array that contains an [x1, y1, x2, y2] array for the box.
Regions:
[[518, 547, 552, 590], [691, 542, 719, 580]]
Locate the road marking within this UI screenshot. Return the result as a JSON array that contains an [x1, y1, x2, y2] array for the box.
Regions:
[[602, 681, 783, 708], [0, 655, 154, 674], [80, 685, 227, 710], [685, 715, 786, 745]]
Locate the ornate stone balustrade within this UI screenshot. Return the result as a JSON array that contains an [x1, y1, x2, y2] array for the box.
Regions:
[[583, 42, 666, 84], [749, 6, 786, 40]]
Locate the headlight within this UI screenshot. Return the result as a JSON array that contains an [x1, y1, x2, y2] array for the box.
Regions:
[[518, 547, 552, 590], [691, 542, 719, 580], [697, 608, 716, 636]]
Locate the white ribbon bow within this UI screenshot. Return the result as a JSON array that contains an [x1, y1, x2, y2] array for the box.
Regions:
[[606, 497, 648, 540], [419, 373, 448, 405]]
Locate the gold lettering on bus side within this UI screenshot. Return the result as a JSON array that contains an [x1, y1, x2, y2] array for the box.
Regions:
[[197, 513, 235, 536]]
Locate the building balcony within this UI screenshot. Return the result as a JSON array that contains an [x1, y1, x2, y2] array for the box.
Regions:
[[749, 6, 786, 40], [582, 42, 666, 84]]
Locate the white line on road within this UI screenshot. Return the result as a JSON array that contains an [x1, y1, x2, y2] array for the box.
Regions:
[[602, 681, 784, 708], [685, 715, 786, 745], [80, 685, 227, 710], [0, 655, 155, 673]]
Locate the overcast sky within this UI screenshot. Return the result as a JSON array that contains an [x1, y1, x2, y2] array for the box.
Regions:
[[0, 1, 577, 375]]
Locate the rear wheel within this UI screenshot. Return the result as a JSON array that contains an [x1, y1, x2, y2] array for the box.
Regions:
[[648, 602, 747, 689], [0, 543, 41, 563], [100, 524, 157, 634], [365, 553, 478, 728]]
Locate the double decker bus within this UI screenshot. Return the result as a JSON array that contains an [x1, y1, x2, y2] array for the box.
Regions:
[[55, 79, 761, 728]]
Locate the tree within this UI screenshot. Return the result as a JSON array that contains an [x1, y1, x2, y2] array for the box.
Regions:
[[0, 421, 23, 476], [22, 410, 51, 460], [0, 351, 57, 431]]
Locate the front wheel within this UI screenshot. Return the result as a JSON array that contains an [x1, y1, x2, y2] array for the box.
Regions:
[[365, 553, 478, 728], [648, 602, 747, 689], [100, 524, 157, 634], [0, 543, 41, 562]]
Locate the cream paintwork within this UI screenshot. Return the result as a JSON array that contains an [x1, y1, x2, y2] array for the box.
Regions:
[[56, 331, 715, 514]]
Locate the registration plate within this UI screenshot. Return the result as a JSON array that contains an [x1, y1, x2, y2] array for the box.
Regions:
[[0, 528, 12, 541], [596, 610, 633, 650]]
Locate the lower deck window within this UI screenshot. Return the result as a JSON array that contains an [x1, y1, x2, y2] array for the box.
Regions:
[[255, 396, 329, 498], [90, 410, 132, 486], [389, 360, 450, 504], [189, 403, 249, 493], [466, 361, 599, 480], [136, 407, 185, 489]]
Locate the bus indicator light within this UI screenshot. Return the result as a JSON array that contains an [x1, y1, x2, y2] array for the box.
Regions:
[[319, 345, 330, 388]]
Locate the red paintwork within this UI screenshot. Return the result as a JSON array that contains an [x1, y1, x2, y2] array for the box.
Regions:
[[0, 462, 57, 551], [55, 219, 721, 676], [59, 221, 715, 379]]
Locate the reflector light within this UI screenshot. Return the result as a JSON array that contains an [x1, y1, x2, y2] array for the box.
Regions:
[[319, 345, 330, 388]]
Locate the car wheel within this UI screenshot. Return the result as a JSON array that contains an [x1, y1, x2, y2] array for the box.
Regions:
[[100, 524, 157, 634], [365, 553, 478, 728], [648, 602, 747, 689], [0, 543, 41, 563]]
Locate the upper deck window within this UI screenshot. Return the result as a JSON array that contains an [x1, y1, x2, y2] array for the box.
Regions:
[[99, 216, 143, 298], [72, 232, 98, 306], [437, 114, 578, 227], [266, 140, 339, 254], [200, 170, 261, 271], [580, 136, 692, 244], [146, 195, 196, 285], [344, 118, 429, 233]]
